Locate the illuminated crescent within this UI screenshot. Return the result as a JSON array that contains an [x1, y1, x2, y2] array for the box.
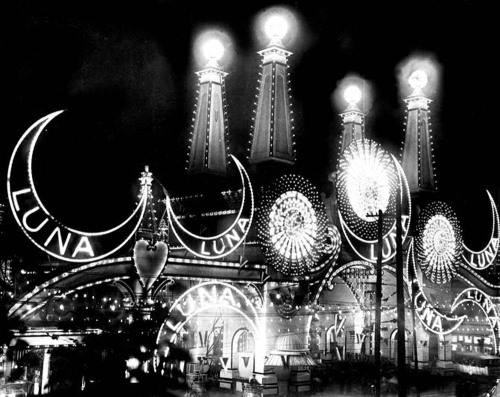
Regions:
[[7, 110, 149, 263], [338, 155, 411, 264], [451, 287, 500, 354], [462, 191, 499, 270], [167, 155, 254, 259], [408, 241, 466, 335]]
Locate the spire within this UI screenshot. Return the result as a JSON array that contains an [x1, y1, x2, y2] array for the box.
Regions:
[[187, 39, 230, 175], [249, 14, 295, 164], [339, 85, 365, 154], [136, 165, 158, 241], [401, 70, 436, 195]]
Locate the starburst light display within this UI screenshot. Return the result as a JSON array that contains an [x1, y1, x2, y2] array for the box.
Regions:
[[258, 174, 328, 276], [337, 139, 399, 241], [415, 201, 463, 284]]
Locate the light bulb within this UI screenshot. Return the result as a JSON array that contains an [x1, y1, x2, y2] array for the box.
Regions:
[[409, 70, 428, 90], [344, 85, 362, 105], [265, 15, 288, 39], [202, 39, 224, 61]]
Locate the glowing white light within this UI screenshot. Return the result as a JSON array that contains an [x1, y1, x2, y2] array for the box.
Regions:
[[409, 70, 428, 90], [126, 357, 141, 370], [415, 202, 462, 284], [265, 15, 288, 39], [269, 191, 317, 260], [337, 140, 400, 242], [344, 146, 391, 221], [202, 39, 224, 61], [257, 175, 328, 276], [423, 215, 455, 261], [344, 85, 362, 105]]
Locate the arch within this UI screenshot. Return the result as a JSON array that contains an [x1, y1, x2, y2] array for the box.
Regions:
[[156, 281, 264, 371], [389, 328, 413, 363], [8, 257, 134, 319], [152, 278, 175, 299], [231, 327, 250, 367], [230, 327, 255, 376], [114, 279, 137, 303]]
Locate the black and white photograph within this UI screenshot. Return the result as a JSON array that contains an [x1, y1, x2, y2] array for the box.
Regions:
[[1, 1, 499, 396]]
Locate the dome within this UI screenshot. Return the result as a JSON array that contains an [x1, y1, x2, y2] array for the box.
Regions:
[[275, 333, 304, 351], [265, 333, 316, 367]]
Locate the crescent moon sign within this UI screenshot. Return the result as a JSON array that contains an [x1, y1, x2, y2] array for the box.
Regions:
[[167, 155, 254, 259], [338, 156, 411, 264], [462, 191, 499, 270], [7, 110, 149, 263], [451, 287, 500, 354], [408, 241, 466, 335]]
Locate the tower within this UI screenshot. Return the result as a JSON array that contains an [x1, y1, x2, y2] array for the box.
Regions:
[[401, 70, 435, 196], [187, 39, 229, 175], [339, 85, 365, 153], [249, 15, 295, 164]]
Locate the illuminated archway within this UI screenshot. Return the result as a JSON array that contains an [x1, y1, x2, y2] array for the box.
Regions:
[[157, 281, 265, 371]]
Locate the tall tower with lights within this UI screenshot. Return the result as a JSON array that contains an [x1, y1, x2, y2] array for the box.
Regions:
[[401, 70, 436, 196], [339, 85, 365, 153], [249, 15, 295, 164], [187, 39, 230, 175]]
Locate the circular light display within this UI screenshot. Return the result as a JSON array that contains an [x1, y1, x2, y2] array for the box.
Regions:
[[409, 70, 428, 90], [323, 224, 342, 257], [265, 14, 289, 39], [258, 175, 328, 276], [344, 85, 362, 106], [202, 39, 224, 61], [415, 201, 463, 284], [337, 139, 399, 241]]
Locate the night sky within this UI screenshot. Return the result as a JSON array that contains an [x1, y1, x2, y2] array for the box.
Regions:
[[1, 0, 497, 257]]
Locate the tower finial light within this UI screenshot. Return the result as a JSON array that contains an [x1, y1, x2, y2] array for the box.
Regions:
[[202, 39, 224, 61], [265, 14, 288, 40], [344, 85, 362, 106], [408, 70, 428, 94]]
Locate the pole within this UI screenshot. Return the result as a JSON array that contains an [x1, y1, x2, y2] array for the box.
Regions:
[[374, 209, 383, 397], [410, 268, 420, 396], [396, 169, 406, 397]]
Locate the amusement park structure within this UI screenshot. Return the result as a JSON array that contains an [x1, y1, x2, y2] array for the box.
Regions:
[[1, 5, 499, 397]]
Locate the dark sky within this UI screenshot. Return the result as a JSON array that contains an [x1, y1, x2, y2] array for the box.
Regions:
[[1, 0, 497, 252]]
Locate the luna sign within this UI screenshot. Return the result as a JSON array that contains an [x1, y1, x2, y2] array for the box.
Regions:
[[451, 288, 500, 354], [408, 242, 466, 335], [339, 213, 410, 264], [167, 155, 254, 259], [7, 111, 150, 263], [461, 191, 499, 271], [338, 151, 412, 265]]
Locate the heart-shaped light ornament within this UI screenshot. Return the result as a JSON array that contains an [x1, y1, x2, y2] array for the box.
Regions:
[[133, 239, 169, 292]]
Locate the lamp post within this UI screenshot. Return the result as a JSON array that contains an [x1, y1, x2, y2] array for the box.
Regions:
[[374, 208, 383, 397], [370, 157, 406, 397], [395, 167, 406, 397]]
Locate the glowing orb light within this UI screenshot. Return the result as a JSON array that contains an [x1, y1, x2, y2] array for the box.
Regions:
[[415, 201, 463, 284], [344, 85, 362, 106], [337, 139, 399, 240], [409, 70, 428, 91], [265, 14, 288, 40], [258, 174, 328, 276], [202, 38, 224, 61]]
